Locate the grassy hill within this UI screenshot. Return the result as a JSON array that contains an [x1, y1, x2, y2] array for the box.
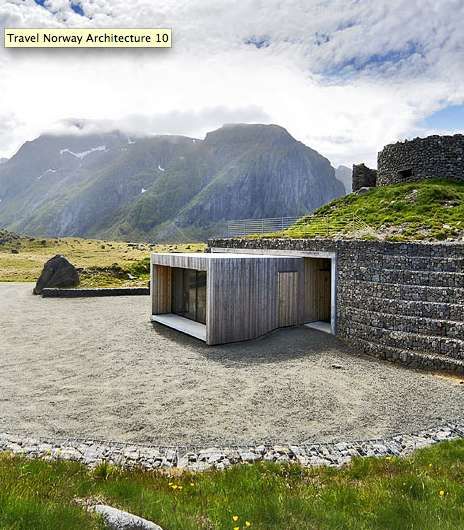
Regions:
[[0, 231, 205, 286], [275, 179, 464, 242]]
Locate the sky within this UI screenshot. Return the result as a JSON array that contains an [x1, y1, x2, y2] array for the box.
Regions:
[[0, 0, 464, 167]]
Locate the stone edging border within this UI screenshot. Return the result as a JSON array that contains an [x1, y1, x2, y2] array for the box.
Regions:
[[41, 287, 150, 297], [2, 422, 463, 471]]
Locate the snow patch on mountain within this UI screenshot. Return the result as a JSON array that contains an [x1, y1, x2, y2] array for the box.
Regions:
[[60, 146, 106, 159], [158, 165, 165, 171], [37, 169, 57, 180]]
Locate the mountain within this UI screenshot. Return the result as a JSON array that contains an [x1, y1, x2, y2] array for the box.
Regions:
[[0, 124, 345, 241], [335, 165, 352, 193], [0, 158, 7, 164]]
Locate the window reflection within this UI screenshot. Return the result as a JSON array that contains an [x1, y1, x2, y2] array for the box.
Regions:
[[171, 268, 207, 325]]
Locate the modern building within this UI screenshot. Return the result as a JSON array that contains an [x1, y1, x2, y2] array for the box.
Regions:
[[150, 238, 464, 373], [151, 133, 464, 372], [150, 251, 336, 345]]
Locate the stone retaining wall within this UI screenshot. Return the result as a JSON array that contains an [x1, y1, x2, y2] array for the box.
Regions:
[[1, 423, 462, 471], [209, 238, 464, 373], [41, 287, 150, 297], [377, 134, 464, 186]]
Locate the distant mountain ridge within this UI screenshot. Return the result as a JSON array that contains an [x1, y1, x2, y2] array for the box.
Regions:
[[0, 124, 345, 241], [335, 165, 352, 193]]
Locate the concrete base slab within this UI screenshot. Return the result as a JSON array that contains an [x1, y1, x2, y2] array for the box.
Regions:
[[152, 313, 207, 342], [305, 321, 332, 334]]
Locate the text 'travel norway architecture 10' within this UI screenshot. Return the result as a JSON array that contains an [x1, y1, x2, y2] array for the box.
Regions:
[[151, 134, 464, 373]]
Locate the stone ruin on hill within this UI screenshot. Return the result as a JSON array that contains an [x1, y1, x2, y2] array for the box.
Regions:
[[352, 134, 464, 192]]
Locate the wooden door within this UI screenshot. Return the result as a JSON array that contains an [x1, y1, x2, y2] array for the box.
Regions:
[[304, 258, 331, 322], [278, 272, 299, 327]]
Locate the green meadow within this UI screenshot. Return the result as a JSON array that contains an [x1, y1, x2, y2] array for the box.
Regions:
[[1, 440, 463, 529]]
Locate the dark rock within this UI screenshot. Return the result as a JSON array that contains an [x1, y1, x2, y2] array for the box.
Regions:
[[33, 255, 79, 295], [352, 163, 377, 191]]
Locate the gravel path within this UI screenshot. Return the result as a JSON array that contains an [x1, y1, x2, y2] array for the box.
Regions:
[[1, 283, 463, 446]]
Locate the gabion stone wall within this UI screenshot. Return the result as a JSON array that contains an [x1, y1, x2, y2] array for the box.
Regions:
[[352, 163, 377, 191], [377, 134, 464, 186], [209, 237, 464, 373]]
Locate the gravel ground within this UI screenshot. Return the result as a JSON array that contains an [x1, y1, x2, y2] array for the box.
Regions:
[[1, 283, 463, 446]]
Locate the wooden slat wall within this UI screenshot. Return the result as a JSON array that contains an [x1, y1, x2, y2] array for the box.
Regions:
[[304, 258, 331, 322], [278, 272, 299, 327], [152, 265, 172, 314], [207, 257, 304, 345], [151, 253, 311, 345], [152, 254, 208, 271]]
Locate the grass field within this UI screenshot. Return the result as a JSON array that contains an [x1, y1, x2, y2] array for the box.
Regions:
[[0, 233, 205, 287], [1, 440, 463, 529], [270, 179, 464, 242]]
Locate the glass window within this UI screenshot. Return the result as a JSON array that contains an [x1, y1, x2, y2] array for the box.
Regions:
[[171, 268, 207, 324], [196, 270, 207, 324]]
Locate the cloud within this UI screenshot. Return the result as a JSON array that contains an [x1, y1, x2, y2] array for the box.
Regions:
[[43, 106, 272, 138], [0, 112, 24, 153], [0, 0, 463, 166]]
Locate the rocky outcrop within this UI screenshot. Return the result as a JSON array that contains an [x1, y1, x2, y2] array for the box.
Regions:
[[0, 229, 21, 245], [33, 255, 79, 295]]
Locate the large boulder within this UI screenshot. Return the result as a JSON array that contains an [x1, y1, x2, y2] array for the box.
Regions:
[[33, 255, 79, 295]]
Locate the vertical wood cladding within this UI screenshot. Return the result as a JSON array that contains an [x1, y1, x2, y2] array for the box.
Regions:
[[151, 253, 304, 345], [210, 238, 464, 373], [206, 256, 304, 345], [152, 265, 172, 314], [278, 272, 300, 327], [304, 258, 331, 322]]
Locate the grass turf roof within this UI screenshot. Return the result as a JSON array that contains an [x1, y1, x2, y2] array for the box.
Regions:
[[266, 179, 464, 242]]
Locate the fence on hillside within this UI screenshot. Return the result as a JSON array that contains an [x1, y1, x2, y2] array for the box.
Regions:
[[224, 213, 376, 239], [226, 217, 301, 237]]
